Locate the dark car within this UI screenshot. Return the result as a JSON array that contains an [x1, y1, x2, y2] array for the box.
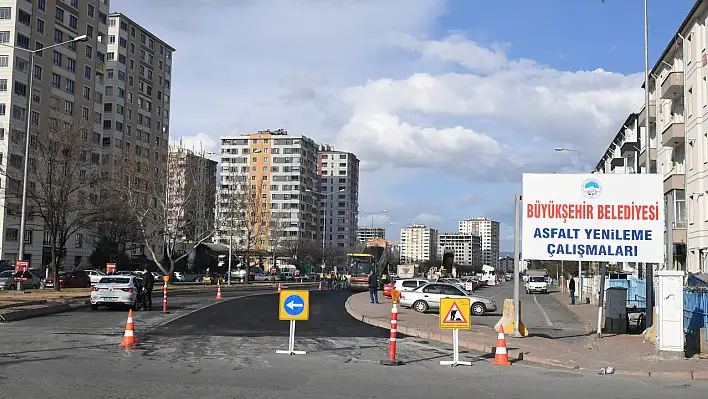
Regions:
[[46, 270, 91, 288]]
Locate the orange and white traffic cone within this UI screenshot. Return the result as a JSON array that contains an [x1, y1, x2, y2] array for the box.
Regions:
[[216, 281, 223, 300], [491, 325, 511, 366], [120, 309, 136, 347], [318, 281, 322, 291], [277, 282, 282, 293]]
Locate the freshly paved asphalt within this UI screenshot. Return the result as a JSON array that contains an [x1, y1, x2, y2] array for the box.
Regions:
[[150, 289, 390, 338], [1, 287, 708, 398]]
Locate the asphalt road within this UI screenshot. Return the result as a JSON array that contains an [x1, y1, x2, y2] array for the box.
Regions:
[[470, 282, 589, 341], [1, 288, 708, 398]]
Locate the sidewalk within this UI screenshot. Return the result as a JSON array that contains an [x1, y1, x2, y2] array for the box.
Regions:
[[346, 291, 708, 380]]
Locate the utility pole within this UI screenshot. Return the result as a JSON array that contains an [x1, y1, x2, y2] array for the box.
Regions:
[[512, 194, 522, 337], [643, 0, 654, 328]]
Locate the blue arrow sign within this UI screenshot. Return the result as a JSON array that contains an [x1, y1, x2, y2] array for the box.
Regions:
[[283, 294, 305, 316]]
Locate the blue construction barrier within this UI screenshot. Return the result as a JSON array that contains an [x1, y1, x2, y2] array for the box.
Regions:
[[607, 277, 646, 309], [683, 288, 708, 338]]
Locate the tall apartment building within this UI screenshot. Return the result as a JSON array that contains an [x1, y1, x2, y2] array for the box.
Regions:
[[458, 218, 500, 268], [437, 232, 481, 268], [593, 1, 708, 272], [167, 148, 217, 241], [0, 0, 111, 269], [317, 144, 359, 249], [399, 224, 437, 263], [217, 130, 319, 247], [104, 13, 174, 259], [499, 256, 514, 273], [356, 227, 384, 243]]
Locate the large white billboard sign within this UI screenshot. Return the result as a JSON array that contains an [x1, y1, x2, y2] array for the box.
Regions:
[[522, 173, 664, 263]]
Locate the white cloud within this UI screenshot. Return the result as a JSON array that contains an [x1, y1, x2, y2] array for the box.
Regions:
[[114, 0, 644, 248], [414, 212, 445, 225], [359, 214, 391, 229], [335, 33, 642, 179]]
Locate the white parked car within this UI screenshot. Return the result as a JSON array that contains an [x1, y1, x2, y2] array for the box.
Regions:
[[85, 269, 107, 285], [393, 278, 431, 292], [90, 276, 143, 310], [252, 271, 273, 282]]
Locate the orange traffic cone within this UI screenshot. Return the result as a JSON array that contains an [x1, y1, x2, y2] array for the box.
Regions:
[[491, 325, 511, 366], [216, 282, 223, 300], [120, 310, 136, 347], [318, 281, 322, 291], [277, 282, 282, 293]]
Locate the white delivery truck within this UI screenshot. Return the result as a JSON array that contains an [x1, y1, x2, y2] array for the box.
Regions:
[[481, 265, 497, 286], [525, 269, 549, 294]]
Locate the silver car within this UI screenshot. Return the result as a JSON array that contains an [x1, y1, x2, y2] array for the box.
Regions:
[[0, 270, 41, 290], [399, 282, 497, 316]]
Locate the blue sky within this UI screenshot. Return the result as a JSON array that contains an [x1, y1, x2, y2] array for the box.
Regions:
[[114, 0, 694, 250]]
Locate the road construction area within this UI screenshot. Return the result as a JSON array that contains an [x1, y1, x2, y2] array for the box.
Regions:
[[0, 287, 707, 398]]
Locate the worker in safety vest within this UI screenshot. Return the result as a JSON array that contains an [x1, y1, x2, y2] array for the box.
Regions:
[[326, 273, 333, 290], [340, 273, 347, 289], [319, 272, 324, 282], [380, 272, 388, 289]]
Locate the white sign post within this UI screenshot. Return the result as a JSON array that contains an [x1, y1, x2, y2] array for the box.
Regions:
[[522, 174, 664, 337]]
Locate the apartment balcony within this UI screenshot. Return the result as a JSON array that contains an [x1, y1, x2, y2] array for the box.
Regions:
[[661, 116, 685, 147], [610, 157, 624, 169], [661, 71, 684, 99], [663, 167, 685, 194], [638, 147, 657, 167], [638, 102, 656, 125], [620, 140, 639, 156]]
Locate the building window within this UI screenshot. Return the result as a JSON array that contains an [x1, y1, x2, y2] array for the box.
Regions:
[[69, 14, 77, 29], [0, 7, 10, 20], [55, 7, 64, 22], [0, 55, 7, 67], [18, 10, 31, 26], [6, 228, 18, 241], [54, 29, 63, 43]]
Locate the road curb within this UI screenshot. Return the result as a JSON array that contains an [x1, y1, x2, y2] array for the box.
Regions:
[[344, 295, 702, 381], [0, 299, 48, 310], [0, 303, 76, 322]]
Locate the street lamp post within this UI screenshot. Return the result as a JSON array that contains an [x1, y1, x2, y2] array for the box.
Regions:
[[0, 35, 89, 291], [554, 147, 583, 301], [554, 147, 581, 173]]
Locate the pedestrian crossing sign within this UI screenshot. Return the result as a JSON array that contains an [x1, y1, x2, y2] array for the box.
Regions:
[[439, 297, 471, 329]]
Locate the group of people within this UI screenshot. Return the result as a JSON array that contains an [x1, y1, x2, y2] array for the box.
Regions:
[[318, 271, 348, 290]]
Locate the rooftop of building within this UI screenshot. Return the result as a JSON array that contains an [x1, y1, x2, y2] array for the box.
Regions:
[[108, 13, 176, 52]]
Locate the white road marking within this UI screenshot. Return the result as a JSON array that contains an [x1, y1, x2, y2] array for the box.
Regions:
[[489, 286, 511, 299], [533, 294, 554, 327]]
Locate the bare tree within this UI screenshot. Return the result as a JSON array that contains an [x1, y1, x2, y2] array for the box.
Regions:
[[113, 144, 217, 277], [219, 182, 272, 283], [0, 113, 106, 290]]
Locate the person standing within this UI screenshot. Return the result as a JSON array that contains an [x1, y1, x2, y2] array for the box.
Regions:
[[368, 270, 379, 304], [142, 268, 155, 311], [568, 274, 576, 305]]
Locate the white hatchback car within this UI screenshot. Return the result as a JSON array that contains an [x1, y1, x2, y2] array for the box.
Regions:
[[90, 275, 142, 310], [393, 278, 432, 293]]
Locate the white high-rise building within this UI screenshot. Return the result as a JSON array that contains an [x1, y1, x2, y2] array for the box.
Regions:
[[356, 227, 385, 243], [458, 218, 500, 268], [0, 0, 111, 270], [400, 224, 437, 263], [317, 144, 359, 249], [437, 232, 481, 268]]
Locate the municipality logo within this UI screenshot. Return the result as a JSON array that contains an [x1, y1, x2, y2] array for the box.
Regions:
[[581, 178, 602, 199]]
